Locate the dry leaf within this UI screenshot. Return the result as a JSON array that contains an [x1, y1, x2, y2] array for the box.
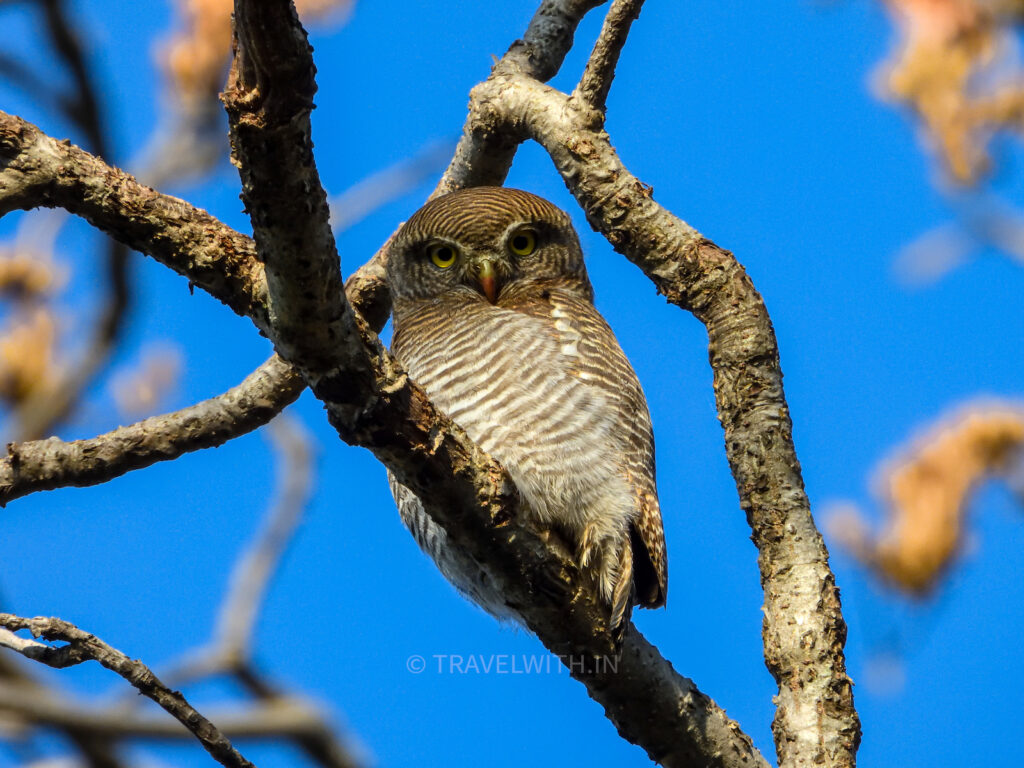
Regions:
[[827, 402, 1024, 594]]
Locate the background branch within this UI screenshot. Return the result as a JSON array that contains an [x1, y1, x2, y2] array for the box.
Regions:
[[166, 414, 315, 682], [0, 614, 256, 768], [11, 0, 132, 441], [0, 354, 303, 506], [0, 2, 853, 764], [1, 10, 769, 768]]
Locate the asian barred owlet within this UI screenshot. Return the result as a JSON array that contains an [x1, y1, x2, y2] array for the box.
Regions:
[[386, 186, 666, 629]]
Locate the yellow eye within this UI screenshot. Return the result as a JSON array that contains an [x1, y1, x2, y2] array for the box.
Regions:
[[509, 229, 537, 257], [429, 243, 458, 269]]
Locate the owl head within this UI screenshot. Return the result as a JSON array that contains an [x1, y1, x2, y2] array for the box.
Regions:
[[386, 187, 592, 305]]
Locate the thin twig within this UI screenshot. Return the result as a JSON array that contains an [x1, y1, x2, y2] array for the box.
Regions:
[[222, 0, 363, 383], [0, 355, 304, 506], [0, 614, 256, 768], [574, 0, 645, 113]]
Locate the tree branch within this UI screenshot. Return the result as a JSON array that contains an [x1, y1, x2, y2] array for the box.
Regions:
[[222, 0, 368, 394], [0, 111, 269, 330], [436, 0, 605, 194], [0, 354, 303, 506], [0, 26, 770, 768], [13, 0, 134, 441], [458, 71, 860, 767], [207, 415, 314, 671], [0, 681, 357, 766], [0, 614, 256, 768], [218, 0, 768, 755], [574, 0, 644, 113]]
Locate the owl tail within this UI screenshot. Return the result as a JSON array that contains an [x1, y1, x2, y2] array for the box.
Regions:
[[609, 540, 634, 632]]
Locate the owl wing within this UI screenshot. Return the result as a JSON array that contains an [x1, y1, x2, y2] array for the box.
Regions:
[[512, 288, 667, 609]]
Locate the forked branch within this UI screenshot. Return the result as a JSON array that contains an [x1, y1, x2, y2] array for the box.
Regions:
[[437, 2, 861, 766], [0, 614, 256, 768], [0, 0, 861, 765]]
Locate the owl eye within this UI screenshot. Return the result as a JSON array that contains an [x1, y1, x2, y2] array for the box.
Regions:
[[508, 229, 537, 257], [428, 243, 458, 269]]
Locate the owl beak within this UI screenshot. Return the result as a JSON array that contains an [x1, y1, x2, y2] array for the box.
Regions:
[[475, 259, 499, 304]]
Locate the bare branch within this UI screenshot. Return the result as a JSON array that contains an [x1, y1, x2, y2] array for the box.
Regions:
[[0, 614, 256, 768], [329, 139, 455, 232], [343, 241, 392, 333], [574, 0, 644, 113], [436, 0, 605, 194], [0, 681, 362, 768], [0, 111, 270, 329], [0, 354, 303, 506], [0, 643, 127, 767], [14, 0, 134, 441], [1, 82, 767, 768], [459, 72, 860, 766], [222, 0, 364, 382]]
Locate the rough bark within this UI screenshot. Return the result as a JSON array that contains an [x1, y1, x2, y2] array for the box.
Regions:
[[447, 69, 861, 767], [0, 106, 765, 768], [0, 355, 303, 506], [0, 0, 862, 764], [0, 113, 269, 329], [0, 615, 256, 768]]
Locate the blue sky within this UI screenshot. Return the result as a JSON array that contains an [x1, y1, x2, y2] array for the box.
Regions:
[[2, 1, 1023, 766]]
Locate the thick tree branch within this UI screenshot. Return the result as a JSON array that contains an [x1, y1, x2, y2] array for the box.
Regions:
[[0, 354, 303, 506], [0, 111, 269, 329], [574, 0, 644, 113], [0, 34, 768, 768], [222, 0, 370, 405], [0, 614, 256, 768], [457, 72, 860, 767], [222, 15, 728, 759]]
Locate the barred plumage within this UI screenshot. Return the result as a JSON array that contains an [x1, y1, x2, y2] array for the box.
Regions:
[[386, 187, 666, 628]]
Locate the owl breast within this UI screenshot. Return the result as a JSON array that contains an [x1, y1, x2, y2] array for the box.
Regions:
[[389, 293, 638, 618]]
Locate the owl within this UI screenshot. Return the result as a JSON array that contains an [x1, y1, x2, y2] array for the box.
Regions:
[[386, 186, 666, 629]]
